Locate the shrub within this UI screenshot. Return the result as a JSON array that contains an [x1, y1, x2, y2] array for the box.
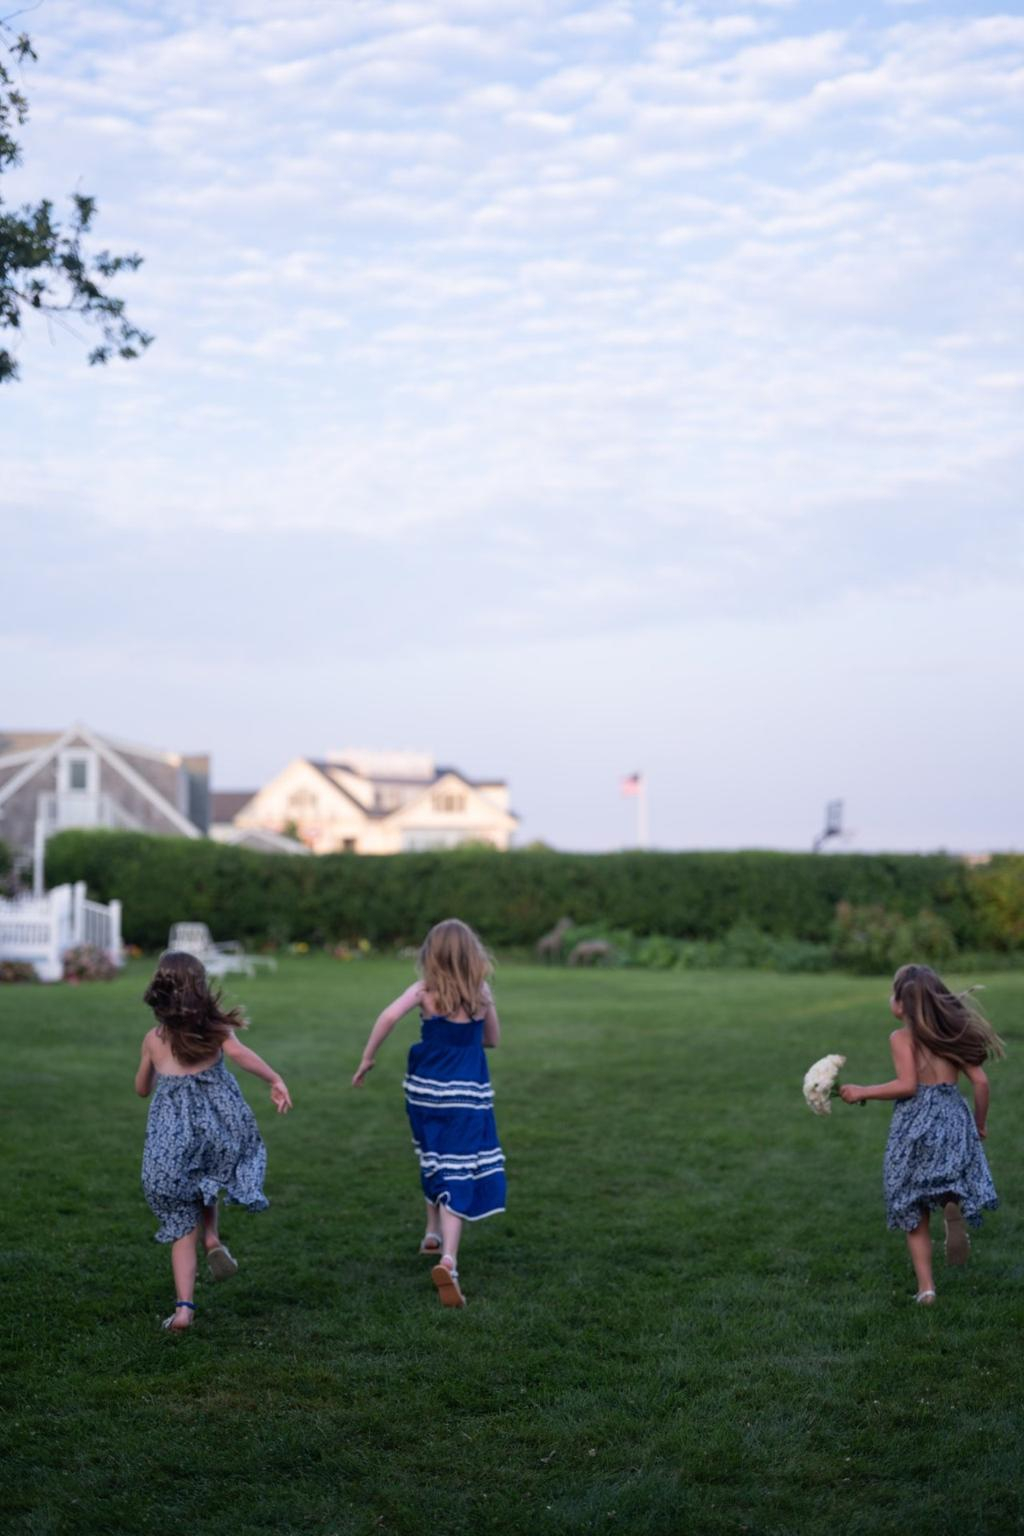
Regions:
[[62, 945, 117, 982], [971, 856, 1024, 951], [551, 921, 832, 974], [43, 829, 985, 952], [830, 902, 957, 976], [0, 960, 38, 983]]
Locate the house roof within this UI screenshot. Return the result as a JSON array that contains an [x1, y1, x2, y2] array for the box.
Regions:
[[0, 723, 203, 838], [0, 732, 62, 758], [210, 790, 257, 823], [309, 761, 387, 817], [328, 759, 508, 791], [304, 760, 518, 826], [435, 766, 508, 789]]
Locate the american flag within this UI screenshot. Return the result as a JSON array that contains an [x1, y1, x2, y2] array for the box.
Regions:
[[620, 773, 643, 797]]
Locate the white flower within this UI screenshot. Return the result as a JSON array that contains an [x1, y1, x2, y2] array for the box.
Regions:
[[802, 1053, 846, 1116]]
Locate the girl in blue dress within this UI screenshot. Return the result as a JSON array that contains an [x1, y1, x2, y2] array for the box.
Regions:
[[136, 951, 292, 1330], [353, 918, 505, 1307], [840, 963, 1002, 1305]]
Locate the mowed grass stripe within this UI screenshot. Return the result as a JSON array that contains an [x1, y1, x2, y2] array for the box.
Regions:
[[1, 957, 1022, 1535]]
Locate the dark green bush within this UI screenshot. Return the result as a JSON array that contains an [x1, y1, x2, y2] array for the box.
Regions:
[[44, 830, 984, 953], [830, 901, 958, 976]]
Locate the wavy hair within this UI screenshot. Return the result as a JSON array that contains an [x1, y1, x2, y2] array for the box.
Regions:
[[419, 918, 493, 1020], [893, 963, 1005, 1068], [143, 950, 247, 1065]]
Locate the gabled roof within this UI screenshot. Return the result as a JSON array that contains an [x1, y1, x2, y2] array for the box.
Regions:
[[435, 766, 508, 789], [0, 723, 202, 838], [377, 768, 520, 829], [308, 761, 386, 817], [211, 791, 257, 823], [326, 756, 507, 791]]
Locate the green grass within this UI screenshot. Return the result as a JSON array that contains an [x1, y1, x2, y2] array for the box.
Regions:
[[2, 957, 1023, 1536]]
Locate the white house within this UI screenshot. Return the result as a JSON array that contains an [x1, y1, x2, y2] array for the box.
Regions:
[[230, 749, 519, 854]]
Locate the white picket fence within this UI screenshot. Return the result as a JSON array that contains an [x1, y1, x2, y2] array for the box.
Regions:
[[0, 883, 123, 982]]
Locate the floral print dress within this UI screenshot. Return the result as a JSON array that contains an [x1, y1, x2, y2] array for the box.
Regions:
[[883, 1083, 998, 1231], [142, 1055, 269, 1242]]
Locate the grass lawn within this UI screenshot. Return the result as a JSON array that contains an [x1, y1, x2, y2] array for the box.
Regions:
[[2, 956, 1023, 1536]]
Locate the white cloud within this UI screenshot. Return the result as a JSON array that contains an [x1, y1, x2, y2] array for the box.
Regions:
[[5, 1, 1023, 848]]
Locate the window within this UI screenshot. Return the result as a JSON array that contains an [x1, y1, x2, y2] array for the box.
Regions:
[[59, 749, 97, 796], [342, 838, 357, 853], [431, 791, 466, 815], [288, 787, 317, 811]]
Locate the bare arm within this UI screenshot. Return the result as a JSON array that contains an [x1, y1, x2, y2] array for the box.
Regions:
[[134, 1033, 155, 1098], [839, 1030, 918, 1104], [223, 1032, 292, 1113], [964, 1062, 990, 1137], [481, 982, 501, 1049], [352, 982, 424, 1086]]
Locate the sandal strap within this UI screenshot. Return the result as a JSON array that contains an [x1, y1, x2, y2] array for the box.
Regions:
[[175, 1300, 197, 1309]]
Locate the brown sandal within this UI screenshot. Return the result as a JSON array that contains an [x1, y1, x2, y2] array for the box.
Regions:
[[431, 1258, 466, 1308], [207, 1244, 239, 1281]]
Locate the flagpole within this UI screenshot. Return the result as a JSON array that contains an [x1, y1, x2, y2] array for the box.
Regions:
[[637, 776, 649, 850]]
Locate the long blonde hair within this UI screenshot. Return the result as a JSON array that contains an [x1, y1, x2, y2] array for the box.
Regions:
[[419, 918, 492, 1019], [893, 963, 1005, 1068]]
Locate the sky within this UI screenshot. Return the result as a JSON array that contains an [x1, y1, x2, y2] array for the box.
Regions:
[[2, 0, 1022, 853]]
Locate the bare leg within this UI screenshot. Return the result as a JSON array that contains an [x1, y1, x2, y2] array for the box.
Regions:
[[168, 1224, 199, 1328], [432, 1205, 467, 1306], [422, 1200, 442, 1249], [439, 1205, 464, 1270], [202, 1200, 222, 1253], [906, 1210, 935, 1298]]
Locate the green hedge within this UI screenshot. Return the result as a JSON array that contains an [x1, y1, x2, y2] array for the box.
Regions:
[[44, 830, 991, 951]]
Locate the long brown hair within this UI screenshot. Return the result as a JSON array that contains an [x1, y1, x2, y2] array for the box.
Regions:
[[143, 951, 247, 1065], [893, 963, 1005, 1068], [419, 919, 492, 1020]]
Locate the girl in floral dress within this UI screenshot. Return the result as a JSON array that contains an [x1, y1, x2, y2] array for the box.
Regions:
[[136, 951, 292, 1330], [352, 919, 505, 1308], [840, 963, 1001, 1304]]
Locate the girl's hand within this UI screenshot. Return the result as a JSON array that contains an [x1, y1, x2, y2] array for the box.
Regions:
[[352, 1058, 375, 1088], [977, 1122, 987, 1139], [839, 1084, 865, 1104], [270, 1079, 293, 1114]]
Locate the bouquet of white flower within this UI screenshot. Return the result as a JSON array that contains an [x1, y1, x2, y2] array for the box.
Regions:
[[802, 1053, 848, 1115]]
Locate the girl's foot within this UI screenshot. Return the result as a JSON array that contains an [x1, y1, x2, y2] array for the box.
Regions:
[[162, 1300, 196, 1330], [914, 1290, 937, 1305], [419, 1232, 443, 1255], [206, 1243, 239, 1281], [943, 1202, 970, 1266], [431, 1255, 466, 1308]]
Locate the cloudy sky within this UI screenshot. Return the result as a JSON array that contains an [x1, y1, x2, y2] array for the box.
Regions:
[[3, 0, 1022, 851]]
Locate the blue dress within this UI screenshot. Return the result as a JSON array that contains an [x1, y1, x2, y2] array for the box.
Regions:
[[403, 1014, 506, 1221], [883, 1083, 998, 1231], [142, 1056, 269, 1242]]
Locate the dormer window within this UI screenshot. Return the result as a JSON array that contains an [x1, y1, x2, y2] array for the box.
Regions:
[[59, 749, 98, 796]]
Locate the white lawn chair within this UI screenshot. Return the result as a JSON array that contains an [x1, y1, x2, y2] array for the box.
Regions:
[[167, 923, 276, 977]]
